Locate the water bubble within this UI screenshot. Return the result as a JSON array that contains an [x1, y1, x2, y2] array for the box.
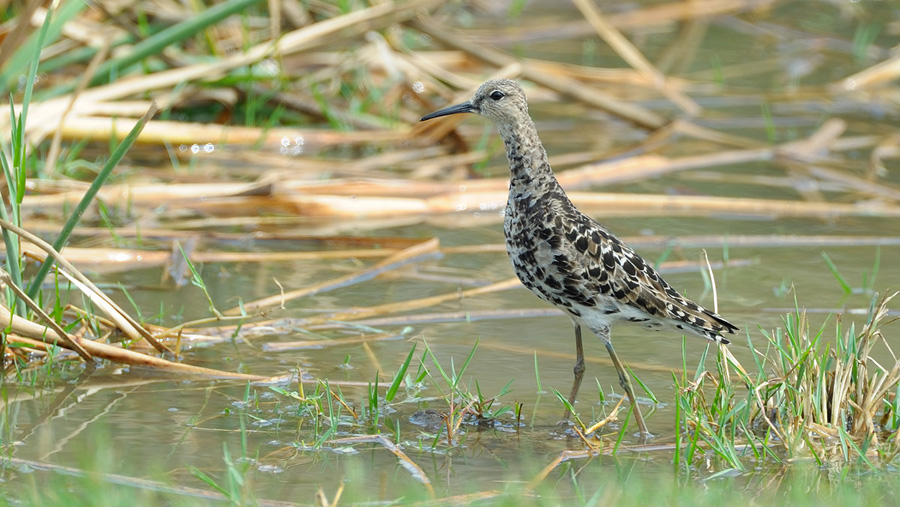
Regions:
[[279, 136, 306, 155], [191, 144, 200, 154], [844, 78, 857, 91], [204, 143, 214, 153], [179, 144, 188, 152], [458, 185, 466, 192], [259, 58, 279, 76], [455, 203, 468, 211], [412, 81, 425, 93]]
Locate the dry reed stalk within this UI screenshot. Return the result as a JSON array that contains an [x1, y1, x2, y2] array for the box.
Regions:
[[583, 396, 626, 436], [656, 18, 709, 76], [835, 53, 900, 91], [572, 0, 701, 116], [55, 116, 406, 146], [776, 119, 847, 161], [19, 245, 171, 271], [10, 241, 430, 272], [805, 165, 900, 202], [190, 277, 523, 339], [307, 308, 565, 330], [525, 449, 598, 492], [606, 0, 777, 29], [223, 237, 441, 315], [478, 341, 677, 375], [671, 120, 769, 149], [408, 17, 666, 130], [528, 60, 693, 90], [8, 0, 441, 145], [399, 49, 484, 92], [44, 33, 113, 175], [262, 332, 405, 353], [453, 0, 776, 48], [686, 56, 788, 82], [565, 192, 900, 218], [0, 304, 267, 380], [683, 171, 849, 193], [0, 268, 93, 361], [622, 234, 900, 249], [4, 333, 47, 350], [192, 249, 406, 263], [424, 189, 900, 220], [328, 435, 434, 496], [296, 277, 522, 327], [556, 150, 771, 187], [37, 180, 266, 205], [19, 114, 878, 224], [870, 133, 900, 177], [161, 194, 430, 219], [1, 219, 173, 355], [422, 491, 504, 506], [282, 176, 506, 198], [0, 456, 253, 504]]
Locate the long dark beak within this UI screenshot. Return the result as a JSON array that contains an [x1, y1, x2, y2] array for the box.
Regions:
[[420, 101, 476, 121]]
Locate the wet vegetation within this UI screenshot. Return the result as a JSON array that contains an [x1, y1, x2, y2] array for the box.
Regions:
[[2, 0, 900, 504]]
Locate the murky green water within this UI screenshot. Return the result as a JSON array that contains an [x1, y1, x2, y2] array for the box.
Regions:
[[4, 0, 900, 503]]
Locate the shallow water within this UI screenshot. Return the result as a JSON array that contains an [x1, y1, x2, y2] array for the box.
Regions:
[[4, 0, 900, 503]]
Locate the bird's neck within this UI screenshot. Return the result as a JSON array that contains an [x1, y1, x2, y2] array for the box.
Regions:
[[498, 120, 560, 196]]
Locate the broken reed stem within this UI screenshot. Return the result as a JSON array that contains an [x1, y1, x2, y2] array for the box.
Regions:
[[0, 267, 93, 361], [0, 303, 268, 380], [225, 238, 441, 315], [572, 0, 700, 115], [0, 218, 172, 355]]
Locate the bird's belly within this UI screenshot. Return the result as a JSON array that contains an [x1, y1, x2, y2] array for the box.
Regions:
[[571, 299, 666, 333]]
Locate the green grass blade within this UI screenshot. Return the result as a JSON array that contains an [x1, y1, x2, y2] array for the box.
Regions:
[[189, 466, 232, 500], [626, 364, 656, 403], [424, 340, 453, 387], [0, 0, 83, 92], [25, 102, 159, 299], [1, 10, 53, 317], [385, 344, 416, 403], [455, 337, 480, 388], [44, 0, 262, 95], [821, 251, 852, 294]]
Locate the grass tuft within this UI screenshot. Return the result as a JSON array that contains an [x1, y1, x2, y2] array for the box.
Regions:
[[676, 291, 900, 477]]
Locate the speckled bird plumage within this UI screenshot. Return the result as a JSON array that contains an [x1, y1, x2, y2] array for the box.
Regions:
[[421, 79, 738, 435]]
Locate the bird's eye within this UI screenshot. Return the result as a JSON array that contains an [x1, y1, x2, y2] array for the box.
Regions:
[[489, 90, 504, 101]]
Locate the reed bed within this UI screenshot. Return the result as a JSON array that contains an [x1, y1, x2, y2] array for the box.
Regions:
[[1, 0, 900, 503]]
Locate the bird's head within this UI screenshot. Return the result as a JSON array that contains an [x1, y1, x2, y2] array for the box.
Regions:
[[420, 79, 528, 126]]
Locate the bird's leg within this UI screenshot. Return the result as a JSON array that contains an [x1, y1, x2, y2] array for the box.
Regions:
[[560, 323, 585, 423], [604, 340, 651, 439]]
